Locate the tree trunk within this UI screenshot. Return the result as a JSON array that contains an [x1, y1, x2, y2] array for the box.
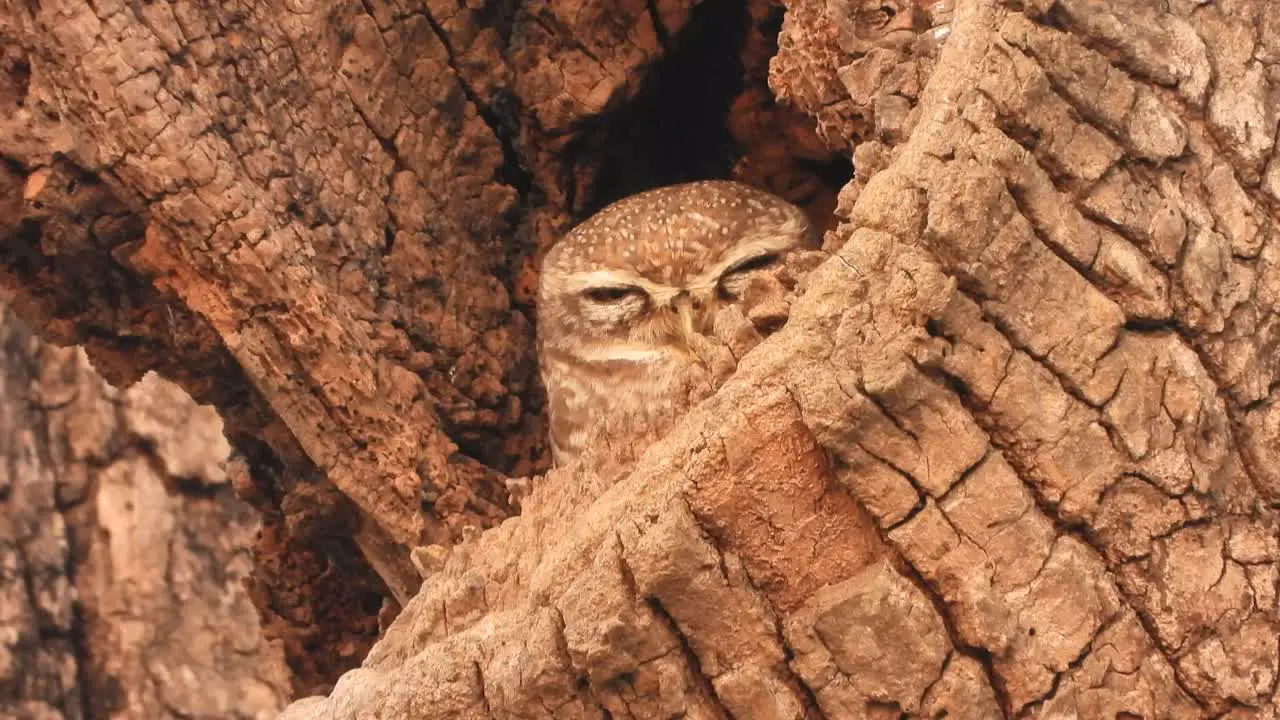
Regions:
[[4, 0, 1280, 717]]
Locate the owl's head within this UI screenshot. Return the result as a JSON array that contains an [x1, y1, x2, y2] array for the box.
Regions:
[[537, 181, 816, 362]]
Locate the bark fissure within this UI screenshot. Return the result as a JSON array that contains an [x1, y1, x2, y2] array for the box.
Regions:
[[671, 488, 834, 720], [925, 347, 1233, 710], [644, 597, 736, 720], [410, 4, 534, 200]]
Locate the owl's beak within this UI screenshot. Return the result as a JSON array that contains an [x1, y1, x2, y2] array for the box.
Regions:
[[672, 293, 700, 354]]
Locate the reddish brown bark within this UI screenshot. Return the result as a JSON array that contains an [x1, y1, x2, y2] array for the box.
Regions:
[[3, 0, 1279, 716]]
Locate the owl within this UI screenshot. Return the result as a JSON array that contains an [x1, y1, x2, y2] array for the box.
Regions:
[[537, 180, 817, 468]]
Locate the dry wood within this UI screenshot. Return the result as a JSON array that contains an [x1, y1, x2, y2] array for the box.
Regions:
[[2, 0, 1278, 716]]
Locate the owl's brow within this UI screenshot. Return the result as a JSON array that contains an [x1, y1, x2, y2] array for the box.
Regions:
[[687, 217, 808, 290], [564, 269, 677, 298]]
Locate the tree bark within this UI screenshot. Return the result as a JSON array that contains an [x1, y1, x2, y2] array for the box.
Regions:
[[0, 304, 292, 718], [3, 0, 1280, 717]]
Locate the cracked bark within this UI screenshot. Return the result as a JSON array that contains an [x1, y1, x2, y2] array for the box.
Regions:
[[3, 0, 1279, 717]]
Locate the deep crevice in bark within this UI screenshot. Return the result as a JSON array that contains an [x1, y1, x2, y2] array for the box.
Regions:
[[919, 350, 1216, 710], [644, 596, 736, 720], [874, 494, 1015, 718]]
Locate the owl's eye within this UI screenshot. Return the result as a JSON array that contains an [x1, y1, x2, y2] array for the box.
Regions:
[[719, 252, 781, 300], [725, 252, 781, 275], [583, 286, 644, 303]]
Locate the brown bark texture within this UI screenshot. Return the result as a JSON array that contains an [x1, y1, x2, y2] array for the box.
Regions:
[[2, 0, 1280, 716], [0, 304, 292, 718]]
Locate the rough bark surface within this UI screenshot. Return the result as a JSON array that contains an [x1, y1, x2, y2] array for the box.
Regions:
[[0, 304, 291, 718], [2, 0, 1279, 716], [1, 0, 846, 687], [281, 0, 1280, 717]]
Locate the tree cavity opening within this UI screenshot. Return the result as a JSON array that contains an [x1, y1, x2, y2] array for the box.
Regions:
[[564, 0, 852, 231]]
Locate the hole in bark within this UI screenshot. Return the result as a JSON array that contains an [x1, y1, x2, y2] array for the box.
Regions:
[[1124, 317, 1176, 332], [564, 0, 850, 230], [568, 0, 751, 215], [171, 475, 228, 498], [2, 54, 30, 108], [81, 324, 145, 351], [9, 219, 44, 279], [1, 155, 22, 177], [754, 314, 787, 336], [360, 590, 384, 613], [795, 153, 855, 190], [1041, 4, 1073, 32]]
